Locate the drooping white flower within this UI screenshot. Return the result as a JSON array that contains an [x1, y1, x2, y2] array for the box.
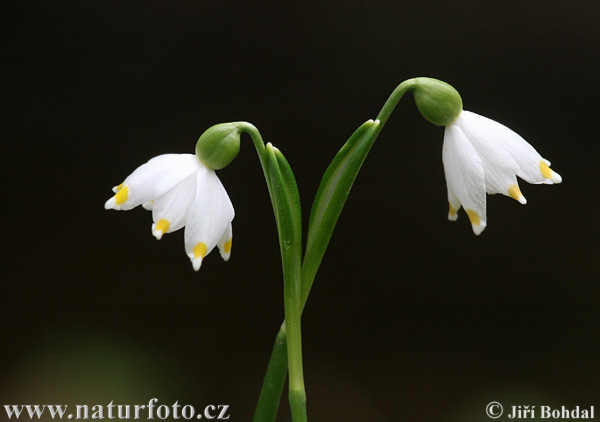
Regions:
[[442, 110, 561, 235], [104, 153, 234, 270]]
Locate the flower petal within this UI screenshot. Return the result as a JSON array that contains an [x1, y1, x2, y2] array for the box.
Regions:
[[478, 155, 527, 204], [184, 167, 235, 271], [446, 184, 462, 222], [217, 223, 233, 261], [443, 124, 487, 235], [104, 154, 201, 211], [151, 172, 197, 240], [457, 111, 561, 185]]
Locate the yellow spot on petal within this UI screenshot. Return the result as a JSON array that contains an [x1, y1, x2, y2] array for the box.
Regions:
[[540, 161, 553, 179], [155, 218, 170, 234], [115, 185, 129, 205], [465, 209, 481, 226], [224, 237, 232, 254], [508, 184, 523, 201], [193, 242, 208, 259], [115, 183, 123, 192], [449, 203, 457, 217]]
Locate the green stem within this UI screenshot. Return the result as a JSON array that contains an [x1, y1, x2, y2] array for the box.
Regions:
[[239, 123, 272, 194], [266, 144, 306, 422], [374, 78, 417, 129], [253, 78, 418, 421], [241, 125, 307, 421], [284, 270, 306, 422]]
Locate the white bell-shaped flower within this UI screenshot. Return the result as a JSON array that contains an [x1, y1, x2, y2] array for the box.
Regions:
[[105, 153, 234, 270], [442, 110, 561, 235]]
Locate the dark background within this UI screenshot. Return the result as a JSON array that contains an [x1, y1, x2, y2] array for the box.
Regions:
[[2, 1, 599, 421]]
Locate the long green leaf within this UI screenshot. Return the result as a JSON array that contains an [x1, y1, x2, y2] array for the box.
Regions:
[[266, 143, 302, 279], [253, 323, 288, 422], [301, 119, 379, 301], [253, 142, 303, 422], [266, 144, 307, 421]]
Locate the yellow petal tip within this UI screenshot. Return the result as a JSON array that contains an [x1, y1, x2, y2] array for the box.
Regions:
[[114, 185, 129, 206], [152, 219, 170, 240], [112, 183, 124, 193], [448, 203, 459, 221], [224, 237, 232, 254], [465, 209, 486, 235], [508, 184, 527, 205], [193, 242, 208, 259], [465, 209, 480, 226], [540, 160, 562, 183]]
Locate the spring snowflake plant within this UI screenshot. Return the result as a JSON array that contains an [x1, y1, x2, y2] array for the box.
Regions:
[[105, 78, 561, 422]]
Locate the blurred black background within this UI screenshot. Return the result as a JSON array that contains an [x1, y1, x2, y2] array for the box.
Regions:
[[2, 1, 599, 421]]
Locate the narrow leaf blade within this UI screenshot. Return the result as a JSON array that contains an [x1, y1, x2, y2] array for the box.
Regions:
[[266, 144, 303, 286], [302, 119, 380, 298]]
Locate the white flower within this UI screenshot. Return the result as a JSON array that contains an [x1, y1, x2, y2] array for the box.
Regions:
[[442, 110, 562, 235], [104, 154, 234, 270]]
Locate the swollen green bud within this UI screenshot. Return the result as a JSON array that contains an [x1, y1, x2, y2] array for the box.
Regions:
[[195, 123, 242, 170], [411, 77, 463, 126]]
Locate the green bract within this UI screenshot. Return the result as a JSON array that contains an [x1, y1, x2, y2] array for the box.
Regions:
[[195, 122, 242, 170], [411, 77, 463, 126]]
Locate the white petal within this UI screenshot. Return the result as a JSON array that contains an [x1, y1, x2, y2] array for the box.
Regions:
[[453, 111, 523, 199], [478, 156, 527, 204], [457, 111, 561, 185], [217, 223, 233, 261], [151, 172, 197, 239], [446, 183, 461, 222], [442, 124, 487, 235], [104, 154, 201, 211], [184, 167, 235, 271]]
